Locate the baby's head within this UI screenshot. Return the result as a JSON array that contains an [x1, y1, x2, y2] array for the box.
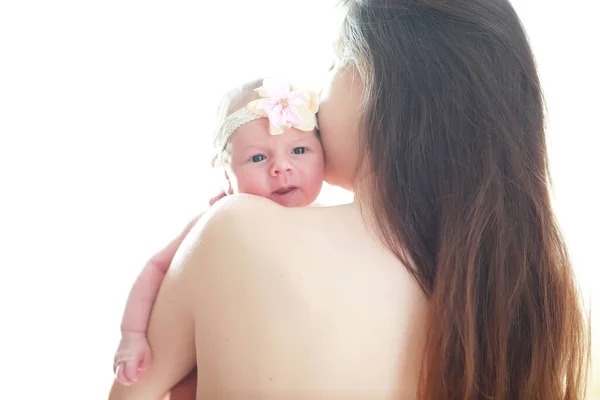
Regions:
[[212, 78, 324, 207]]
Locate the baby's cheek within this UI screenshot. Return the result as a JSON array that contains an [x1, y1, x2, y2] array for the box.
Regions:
[[304, 164, 325, 200], [309, 175, 325, 196], [233, 171, 271, 197], [225, 168, 244, 194]]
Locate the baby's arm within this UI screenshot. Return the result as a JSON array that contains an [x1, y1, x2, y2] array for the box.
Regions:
[[120, 215, 200, 334], [114, 215, 200, 385]]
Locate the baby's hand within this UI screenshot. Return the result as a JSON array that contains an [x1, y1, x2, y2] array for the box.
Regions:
[[113, 331, 152, 386], [208, 190, 227, 206]]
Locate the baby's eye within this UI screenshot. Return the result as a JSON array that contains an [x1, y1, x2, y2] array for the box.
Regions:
[[250, 154, 266, 163], [292, 147, 307, 155]]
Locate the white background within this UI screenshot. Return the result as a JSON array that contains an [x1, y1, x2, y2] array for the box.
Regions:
[[0, 1, 598, 398]]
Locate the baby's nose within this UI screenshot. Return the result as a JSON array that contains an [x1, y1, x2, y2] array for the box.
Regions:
[[270, 158, 293, 176]]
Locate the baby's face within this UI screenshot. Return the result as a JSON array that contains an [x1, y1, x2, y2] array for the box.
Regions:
[[224, 118, 324, 207]]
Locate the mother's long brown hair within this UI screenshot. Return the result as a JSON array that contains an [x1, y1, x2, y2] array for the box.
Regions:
[[339, 0, 590, 398]]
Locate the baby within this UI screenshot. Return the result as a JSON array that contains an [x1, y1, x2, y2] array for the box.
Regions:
[[113, 77, 325, 385]]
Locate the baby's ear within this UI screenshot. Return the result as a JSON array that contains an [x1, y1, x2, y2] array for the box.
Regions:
[[212, 154, 234, 195], [223, 170, 234, 195]]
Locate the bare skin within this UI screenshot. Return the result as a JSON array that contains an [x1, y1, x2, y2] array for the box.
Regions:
[[109, 65, 429, 399], [114, 119, 325, 386], [109, 194, 428, 400]]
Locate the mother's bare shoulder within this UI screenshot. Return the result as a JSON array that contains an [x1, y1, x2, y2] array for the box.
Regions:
[[177, 194, 307, 272], [199, 193, 324, 238]]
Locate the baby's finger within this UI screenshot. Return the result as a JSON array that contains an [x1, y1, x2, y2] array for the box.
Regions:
[[115, 363, 133, 386], [208, 191, 227, 206], [113, 354, 126, 374], [123, 358, 141, 383]]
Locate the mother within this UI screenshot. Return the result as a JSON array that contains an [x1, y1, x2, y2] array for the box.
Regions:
[[109, 0, 589, 398]]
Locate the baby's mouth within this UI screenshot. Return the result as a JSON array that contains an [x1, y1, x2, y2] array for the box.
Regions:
[[272, 186, 298, 196]]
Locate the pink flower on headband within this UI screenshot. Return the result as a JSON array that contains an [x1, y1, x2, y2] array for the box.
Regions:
[[247, 78, 319, 135]]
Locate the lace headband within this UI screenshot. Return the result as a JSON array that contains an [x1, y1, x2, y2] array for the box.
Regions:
[[213, 106, 261, 153], [213, 78, 319, 153]]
